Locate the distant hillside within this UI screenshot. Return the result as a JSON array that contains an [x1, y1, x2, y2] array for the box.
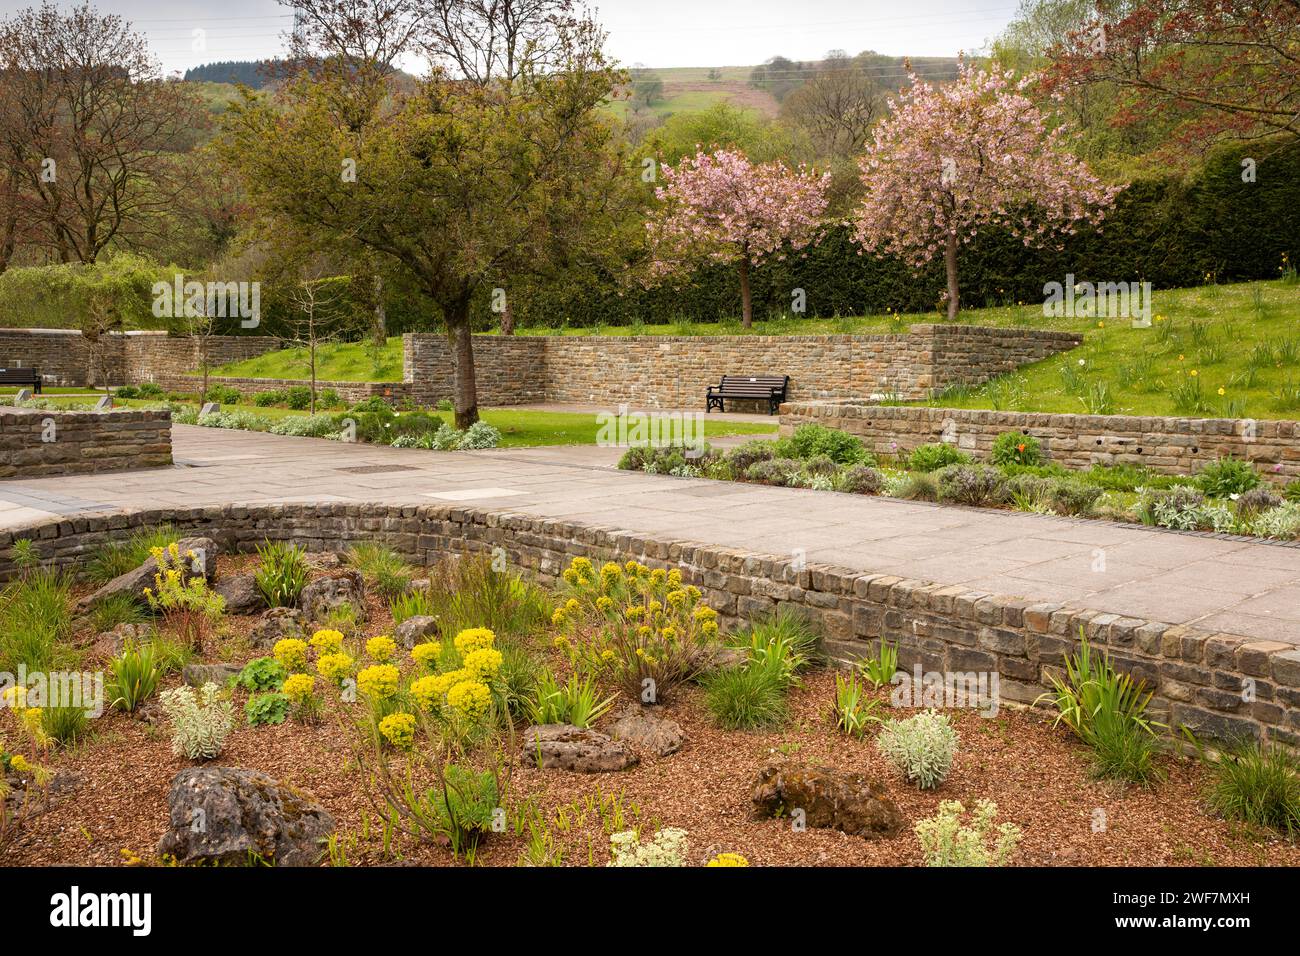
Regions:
[[183, 60, 281, 88]]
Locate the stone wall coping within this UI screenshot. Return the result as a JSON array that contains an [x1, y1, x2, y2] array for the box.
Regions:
[[1, 407, 172, 422]]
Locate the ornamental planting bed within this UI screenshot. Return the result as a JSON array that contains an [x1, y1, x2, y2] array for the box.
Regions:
[[3, 528, 1298, 868]]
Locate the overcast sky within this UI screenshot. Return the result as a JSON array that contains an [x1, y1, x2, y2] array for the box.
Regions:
[[0, 0, 1021, 76]]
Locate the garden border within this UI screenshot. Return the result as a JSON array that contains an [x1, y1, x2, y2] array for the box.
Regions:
[[2, 501, 1296, 747]]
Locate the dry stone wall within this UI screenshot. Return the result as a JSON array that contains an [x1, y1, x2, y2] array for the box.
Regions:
[[0, 407, 172, 478], [1, 501, 1296, 747], [781, 401, 1300, 483]]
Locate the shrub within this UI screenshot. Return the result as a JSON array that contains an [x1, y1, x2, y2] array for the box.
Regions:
[[526, 670, 617, 728], [142, 544, 225, 651], [197, 409, 273, 431], [774, 423, 871, 464], [1235, 486, 1283, 518], [114, 385, 139, 399], [86, 524, 178, 585], [908, 443, 971, 473], [1048, 478, 1104, 517], [725, 439, 777, 474], [935, 464, 1007, 507], [891, 471, 940, 501], [40, 705, 88, 746], [1082, 463, 1179, 492], [457, 421, 502, 450], [284, 385, 312, 410], [1205, 740, 1300, 834], [108, 642, 160, 712], [203, 384, 241, 405], [270, 414, 341, 437], [246, 692, 290, 726], [991, 431, 1042, 467], [429, 764, 502, 856], [1196, 456, 1261, 498], [1284, 480, 1300, 503], [159, 683, 234, 760], [876, 710, 959, 789], [802, 453, 838, 477], [1039, 634, 1164, 784], [254, 540, 309, 608], [318, 388, 343, 409], [608, 827, 688, 867], [837, 464, 882, 495], [135, 382, 164, 398], [1250, 502, 1300, 540], [861, 639, 898, 690], [1136, 485, 1208, 530], [744, 457, 803, 486], [253, 390, 285, 407], [1004, 473, 1054, 512], [915, 800, 1022, 867], [617, 446, 651, 471], [237, 656, 287, 692]]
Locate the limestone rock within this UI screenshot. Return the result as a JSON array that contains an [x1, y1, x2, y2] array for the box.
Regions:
[[77, 536, 218, 610], [608, 705, 684, 757], [699, 644, 750, 673], [521, 725, 638, 773], [215, 573, 264, 615], [751, 762, 903, 839], [395, 615, 439, 650], [300, 570, 367, 624], [183, 663, 241, 688], [157, 767, 335, 867], [250, 607, 305, 649]]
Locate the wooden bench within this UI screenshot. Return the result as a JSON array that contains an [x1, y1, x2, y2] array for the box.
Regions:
[[706, 374, 789, 416], [0, 367, 42, 394]]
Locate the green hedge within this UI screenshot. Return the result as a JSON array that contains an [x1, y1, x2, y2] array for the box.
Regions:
[[488, 137, 1300, 329]]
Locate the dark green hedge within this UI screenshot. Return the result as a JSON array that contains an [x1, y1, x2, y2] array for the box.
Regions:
[[488, 137, 1300, 329]]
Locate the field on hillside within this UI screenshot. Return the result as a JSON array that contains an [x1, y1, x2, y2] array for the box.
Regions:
[[605, 65, 779, 120]]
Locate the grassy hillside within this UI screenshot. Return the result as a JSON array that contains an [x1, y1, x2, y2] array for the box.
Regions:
[[212, 279, 1300, 420]]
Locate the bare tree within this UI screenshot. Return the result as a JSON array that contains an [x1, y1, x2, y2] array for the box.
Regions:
[[779, 52, 886, 160], [421, 0, 595, 85], [286, 263, 352, 414], [0, 2, 206, 265]]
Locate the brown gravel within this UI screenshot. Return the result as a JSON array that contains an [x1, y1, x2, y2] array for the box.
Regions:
[[5, 556, 1297, 868]]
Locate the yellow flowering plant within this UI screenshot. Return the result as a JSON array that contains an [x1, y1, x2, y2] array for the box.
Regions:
[[553, 556, 718, 702], [309, 629, 345, 656], [707, 852, 750, 867], [143, 544, 225, 651], [366, 636, 398, 662], [281, 673, 321, 722], [273, 638, 310, 673], [317, 651, 355, 685]]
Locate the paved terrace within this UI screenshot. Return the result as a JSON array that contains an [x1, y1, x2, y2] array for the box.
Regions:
[[2, 423, 1298, 645]]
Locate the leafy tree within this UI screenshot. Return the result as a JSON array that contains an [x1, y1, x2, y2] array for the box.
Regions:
[[646, 149, 829, 327], [226, 5, 635, 427], [640, 102, 807, 167], [853, 62, 1116, 321]]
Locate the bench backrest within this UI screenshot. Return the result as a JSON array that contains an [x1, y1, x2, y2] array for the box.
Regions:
[[0, 368, 40, 383], [716, 374, 788, 394]]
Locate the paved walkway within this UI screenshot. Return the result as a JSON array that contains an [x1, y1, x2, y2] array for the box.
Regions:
[[3, 425, 1299, 645]]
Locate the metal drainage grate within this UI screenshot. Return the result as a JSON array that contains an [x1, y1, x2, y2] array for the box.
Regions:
[[335, 464, 422, 475]]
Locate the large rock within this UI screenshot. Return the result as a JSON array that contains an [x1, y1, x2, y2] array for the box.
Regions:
[[300, 570, 367, 624], [521, 725, 638, 773], [608, 705, 684, 757], [249, 607, 305, 649], [156, 767, 335, 867], [182, 663, 241, 688], [215, 573, 264, 615], [698, 644, 750, 673], [77, 536, 219, 610], [751, 762, 903, 839], [395, 615, 439, 650]]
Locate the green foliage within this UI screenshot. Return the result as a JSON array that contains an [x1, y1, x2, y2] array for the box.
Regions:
[[87, 525, 179, 585], [425, 555, 551, 644], [1205, 740, 1300, 835], [703, 658, 790, 730], [908, 443, 972, 473], [935, 464, 1007, 507], [915, 800, 1022, 867], [1195, 456, 1261, 498], [254, 540, 309, 608], [876, 710, 959, 790], [1285, 480, 1300, 503], [0, 253, 171, 331], [160, 683, 234, 760], [237, 657, 288, 692], [88, 594, 148, 633], [203, 384, 242, 405], [526, 670, 617, 728], [41, 704, 89, 746], [347, 544, 412, 599], [1039, 633, 1164, 785], [772, 423, 871, 465], [245, 692, 290, 726], [0, 568, 73, 672], [836, 464, 882, 494], [990, 431, 1041, 467], [108, 642, 160, 712], [389, 588, 434, 625], [833, 671, 882, 739], [428, 764, 502, 857], [861, 640, 898, 690], [284, 385, 312, 410]]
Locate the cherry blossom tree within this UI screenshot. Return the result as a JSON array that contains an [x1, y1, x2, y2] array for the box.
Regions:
[[647, 149, 830, 327], [853, 63, 1118, 321]]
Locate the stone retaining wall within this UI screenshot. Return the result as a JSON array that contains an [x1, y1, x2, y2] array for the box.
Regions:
[[782, 401, 1300, 484], [401, 326, 1081, 410], [2, 501, 1295, 746], [0, 407, 172, 478]]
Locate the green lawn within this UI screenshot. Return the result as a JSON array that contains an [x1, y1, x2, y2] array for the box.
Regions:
[[214, 340, 404, 382], [28, 396, 776, 448]]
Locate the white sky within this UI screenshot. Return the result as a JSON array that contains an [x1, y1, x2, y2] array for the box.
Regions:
[[0, 0, 1020, 76]]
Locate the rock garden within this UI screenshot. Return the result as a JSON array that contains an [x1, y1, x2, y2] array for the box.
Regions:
[[3, 528, 1298, 867]]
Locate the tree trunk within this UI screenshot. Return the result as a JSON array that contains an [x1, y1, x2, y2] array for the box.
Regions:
[[309, 339, 317, 415], [371, 274, 386, 350], [501, 298, 515, 336], [449, 299, 479, 429], [944, 230, 960, 322], [739, 257, 753, 329]]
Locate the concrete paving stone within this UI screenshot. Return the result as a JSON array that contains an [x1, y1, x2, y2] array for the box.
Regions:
[[1087, 580, 1244, 625], [1190, 611, 1300, 644], [1142, 561, 1300, 595]]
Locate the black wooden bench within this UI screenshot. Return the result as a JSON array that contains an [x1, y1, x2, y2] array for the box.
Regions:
[[0, 367, 42, 394], [706, 374, 789, 415]]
